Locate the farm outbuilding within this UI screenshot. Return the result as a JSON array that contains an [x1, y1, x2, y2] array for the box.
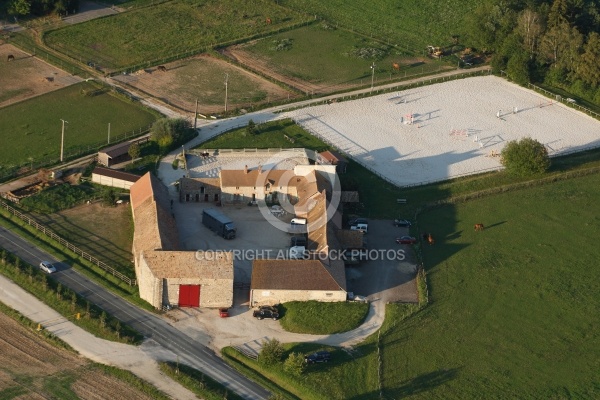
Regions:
[[92, 166, 140, 189], [178, 177, 221, 203], [317, 150, 348, 173], [130, 172, 233, 309], [98, 142, 133, 167], [250, 259, 347, 307]]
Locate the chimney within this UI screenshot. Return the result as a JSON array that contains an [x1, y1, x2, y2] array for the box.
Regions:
[[244, 165, 248, 174]]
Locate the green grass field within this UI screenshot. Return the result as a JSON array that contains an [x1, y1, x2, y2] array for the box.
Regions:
[[44, 0, 308, 70], [227, 173, 600, 399], [197, 119, 330, 150], [280, 0, 479, 50], [378, 173, 600, 398], [240, 24, 445, 89], [279, 301, 369, 334], [0, 82, 156, 169]]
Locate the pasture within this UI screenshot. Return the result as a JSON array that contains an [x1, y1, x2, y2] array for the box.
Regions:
[[43, 0, 308, 71], [225, 173, 600, 399], [225, 24, 447, 95], [379, 173, 600, 398], [114, 55, 294, 114], [0, 82, 156, 169], [280, 0, 479, 50], [0, 43, 81, 107]]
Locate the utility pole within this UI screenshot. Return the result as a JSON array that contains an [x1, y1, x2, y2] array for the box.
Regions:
[[370, 62, 376, 93], [224, 73, 229, 113], [194, 98, 198, 129], [107, 122, 111, 144], [60, 119, 68, 162]]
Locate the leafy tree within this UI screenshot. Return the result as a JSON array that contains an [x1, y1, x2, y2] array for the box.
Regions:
[[501, 137, 550, 176], [128, 142, 141, 160], [259, 338, 284, 366], [246, 119, 257, 136], [517, 9, 544, 58], [150, 118, 191, 152], [283, 352, 306, 376], [8, 0, 31, 16], [507, 50, 531, 84], [101, 187, 118, 206], [576, 31, 600, 87]]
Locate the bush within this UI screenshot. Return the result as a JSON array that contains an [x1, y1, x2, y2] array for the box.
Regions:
[[283, 352, 306, 376], [259, 338, 284, 366], [501, 137, 550, 176]]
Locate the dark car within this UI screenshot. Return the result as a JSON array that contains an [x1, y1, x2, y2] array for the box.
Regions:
[[253, 305, 279, 320], [290, 236, 307, 247], [348, 218, 368, 227], [305, 351, 331, 364], [396, 236, 417, 245], [393, 219, 412, 227]]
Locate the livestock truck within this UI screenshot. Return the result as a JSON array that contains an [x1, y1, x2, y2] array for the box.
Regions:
[[202, 209, 236, 239]]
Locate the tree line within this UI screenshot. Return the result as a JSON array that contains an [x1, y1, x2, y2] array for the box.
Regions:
[[1, 0, 79, 18], [466, 0, 600, 105]]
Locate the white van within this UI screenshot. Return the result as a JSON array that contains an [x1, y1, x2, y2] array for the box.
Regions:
[[350, 223, 368, 233], [290, 218, 307, 226]]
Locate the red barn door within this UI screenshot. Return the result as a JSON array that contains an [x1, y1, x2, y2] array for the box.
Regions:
[[179, 285, 200, 307]]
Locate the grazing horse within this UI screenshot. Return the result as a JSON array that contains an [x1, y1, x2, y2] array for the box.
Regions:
[[266, 17, 272, 24], [427, 233, 435, 245], [7, 54, 15, 62], [392, 62, 400, 71], [474, 223, 484, 231], [157, 65, 167, 72]]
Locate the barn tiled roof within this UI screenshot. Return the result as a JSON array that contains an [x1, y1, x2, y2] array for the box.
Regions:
[[92, 166, 141, 183], [220, 169, 290, 188], [251, 259, 346, 291], [142, 251, 233, 280], [180, 177, 220, 192], [130, 173, 180, 253], [336, 230, 365, 249]]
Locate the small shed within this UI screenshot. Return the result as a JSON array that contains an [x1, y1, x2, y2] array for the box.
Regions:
[[98, 142, 133, 167], [92, 166, 140, 190], [317, 150, 348, 173]]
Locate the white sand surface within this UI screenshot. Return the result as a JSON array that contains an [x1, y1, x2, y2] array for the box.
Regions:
[[284, 76, 600, 186]]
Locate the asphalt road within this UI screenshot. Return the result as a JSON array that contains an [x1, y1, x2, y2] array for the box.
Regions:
[[0, 223, 271, 400]]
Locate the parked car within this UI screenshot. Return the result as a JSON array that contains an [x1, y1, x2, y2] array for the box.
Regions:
[[218, 308, 229, 318], [396, 236, 417, 245], [347, 292, 368, 303], [305, 351, 331, 364], [348, 218, 368, 227], [290, 236, 307, 247], [393, 219, 412, 227], [253, 305, 279, 320], [39, 261, 56, 274]]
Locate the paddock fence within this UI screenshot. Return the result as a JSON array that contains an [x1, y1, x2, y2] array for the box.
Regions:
[[0, 200, 137, 286]]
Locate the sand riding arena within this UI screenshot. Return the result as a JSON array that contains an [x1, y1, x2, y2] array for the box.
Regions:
[[284, 75, 600, 187]]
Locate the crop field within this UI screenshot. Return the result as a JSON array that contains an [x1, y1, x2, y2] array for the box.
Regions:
[[44, 0, 309, 71], [224, 24, 447, 95], [0, 308, 160, 399], [0, 82, 156, 169], [280, 0, 479, 49], [379, 173, 600, 398], [114, 55, 294, 114], [0, 44, 81, 107]]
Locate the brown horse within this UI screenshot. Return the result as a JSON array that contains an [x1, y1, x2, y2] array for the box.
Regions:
[[392, 62, 400, 71], [266, 17, 272, 25], [474, 223, 484, 231], [7, 54, 15, 62], [427, 233, 435, 245], [157, 65, 167, 72]]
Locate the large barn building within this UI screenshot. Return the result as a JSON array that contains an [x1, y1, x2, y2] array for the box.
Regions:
[[130, 173, 233, 309]]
